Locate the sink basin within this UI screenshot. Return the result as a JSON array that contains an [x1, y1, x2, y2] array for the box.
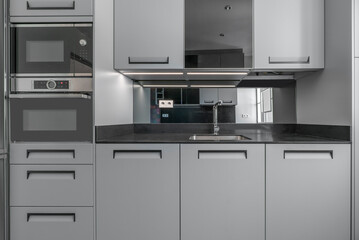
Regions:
[[189, 135, 251, 141]]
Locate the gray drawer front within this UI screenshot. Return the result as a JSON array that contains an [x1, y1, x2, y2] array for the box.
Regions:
[[10, 143, 93, 164], [10, 0, 93, 17], [11, 207, 93, 240], [10, 165, 93, 206]]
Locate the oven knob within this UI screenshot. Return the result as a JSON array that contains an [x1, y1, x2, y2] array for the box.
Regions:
[[46, 80, 57, 90], [79, 39, 87, 47]]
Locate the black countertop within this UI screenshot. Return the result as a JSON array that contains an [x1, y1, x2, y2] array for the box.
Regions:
[[96, 124, 351, 144]]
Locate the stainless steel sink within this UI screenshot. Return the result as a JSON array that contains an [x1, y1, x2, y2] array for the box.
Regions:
[[189, 135, 251, 141]]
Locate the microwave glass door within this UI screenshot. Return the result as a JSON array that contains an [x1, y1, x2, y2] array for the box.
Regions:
[[11, 24, 93, 76], [10, 98, 92, 142]]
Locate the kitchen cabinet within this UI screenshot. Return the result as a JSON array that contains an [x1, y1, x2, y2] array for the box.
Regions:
[[96, 144, 180, 240], [10, 207, 93, 240], [356, 0, 359, 57], [266, 144, 350, 240], [181, 144, 265, 240], [10, 0, 93, 17], [114, 0, 184, 70], [200, 88, 237, 106], [253, 0, 324, 69]]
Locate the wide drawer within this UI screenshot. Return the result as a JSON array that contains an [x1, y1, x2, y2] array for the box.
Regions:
[[10, 165, 93, 206], [11, 207, 93, 240], [10, 143, 93, 165], [10, 0, 93, 17]]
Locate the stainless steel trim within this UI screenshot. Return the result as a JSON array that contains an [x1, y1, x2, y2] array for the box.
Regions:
[[268, 56, 310, 64], [74, 73, 93, 77], [10, 23, 75, 27], [74, 23, 93, 27], [9, 93, 91, 99], [11, 77, 93, 92], [11, 73, 75, 77]]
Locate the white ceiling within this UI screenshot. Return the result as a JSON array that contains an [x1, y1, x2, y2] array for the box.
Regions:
[[185, 0, 252, 55]]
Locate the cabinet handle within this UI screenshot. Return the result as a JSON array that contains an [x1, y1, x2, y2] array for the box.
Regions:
[[128, 57, 169, 64], [268, 56, 310, 64], [27, 150, 75, 159], [27, 213, 76, 222], [26, 1, 75, 10], [113, 150, 162, 159], [222, 100, 233, 104], [204, 100, 214, 104], [284, 150, 333, 160], [198, 150, 247, 159], [27, 171, 76, 180]]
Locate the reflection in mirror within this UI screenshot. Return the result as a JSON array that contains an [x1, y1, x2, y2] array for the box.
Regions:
[[185, 0, 252, 68], [133, 84, 296, 124]]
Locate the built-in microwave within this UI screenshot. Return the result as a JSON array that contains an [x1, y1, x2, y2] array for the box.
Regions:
[[10, 94, 93, 142], [10, 23, 93, 77]]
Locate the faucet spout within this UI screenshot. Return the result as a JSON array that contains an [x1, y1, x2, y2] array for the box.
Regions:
[[213, 100, 223, 135]]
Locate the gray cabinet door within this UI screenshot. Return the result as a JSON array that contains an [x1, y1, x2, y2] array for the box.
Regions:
[[266, 144, 351, 240], [181, 144, 265, 240], [10, 0, 93, 17], [254, 0, 324, 69], [114, 0, 184, 70], [11, 207, 93, 240], [10, 165, 93, 206], [10, 143, 93, 165], [199, 88, 218, 105], [218, 88, 237, 106], [96, 144, 180, 240]]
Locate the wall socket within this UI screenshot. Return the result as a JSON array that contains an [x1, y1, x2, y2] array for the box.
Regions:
[[242, 114, 249, 118], [159, 100, 174, 108]]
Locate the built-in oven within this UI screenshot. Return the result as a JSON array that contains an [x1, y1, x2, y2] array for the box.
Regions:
[[10, 94, 92, 142], [10, 23, 92, 77]]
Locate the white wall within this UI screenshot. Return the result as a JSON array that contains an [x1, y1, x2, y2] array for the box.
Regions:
[[296, 0, 352, 125], [94, 0, 133, 126], [235, 89, 257, 123], [133, 85, 151, 123]]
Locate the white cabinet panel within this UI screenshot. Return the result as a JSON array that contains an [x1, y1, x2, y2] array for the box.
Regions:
[[181, 144, 265, 240], [254, 0, 324, 69], [266, 144, 351, 240], [114, 0, 184, 70], [96, 144, 180, 240], [10, 0, 93, 17]]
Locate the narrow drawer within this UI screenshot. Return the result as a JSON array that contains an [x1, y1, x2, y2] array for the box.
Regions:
[[10, 165, 93, 206], [10, 0, 93, 17], [11, 207, 93, 240], [10, 143, 93, 165]]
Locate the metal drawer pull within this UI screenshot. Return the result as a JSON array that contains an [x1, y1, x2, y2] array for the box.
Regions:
[[268, 56, 310, 64], [198, 150, 247, 159], [128, 57, 169, 64], [204, 100, 214, 104], [222, 100, 233, 104], [27, 171, 76, 180], [27, 1, 75, 10], [284, 150, 333, 160], [27, 213, 76, 222], [27, 150, 75, 159], [113, 150, 162, 159]]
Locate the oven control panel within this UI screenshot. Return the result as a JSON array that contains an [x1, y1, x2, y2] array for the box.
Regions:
[[34, 80, 69, 90]]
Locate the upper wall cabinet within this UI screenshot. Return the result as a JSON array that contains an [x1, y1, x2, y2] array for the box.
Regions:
[[185, 0, 252, 69], [10, 0, 93, 17], [114, 0, 184, 70], [253, 0, 324, 69]]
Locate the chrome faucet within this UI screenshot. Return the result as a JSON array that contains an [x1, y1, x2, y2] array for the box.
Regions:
[[213, 100, 223, 135]]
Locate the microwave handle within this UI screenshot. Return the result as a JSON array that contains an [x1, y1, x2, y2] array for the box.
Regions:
[[9, 94, 91, 100], [26, 1, 76, 10]]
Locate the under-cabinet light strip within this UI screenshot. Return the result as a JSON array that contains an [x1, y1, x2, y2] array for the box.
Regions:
[[187, 72, 248, 75], [123, 72, 184, 75], [190, 85, 237, 88], [142, 85, 188, 88]]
